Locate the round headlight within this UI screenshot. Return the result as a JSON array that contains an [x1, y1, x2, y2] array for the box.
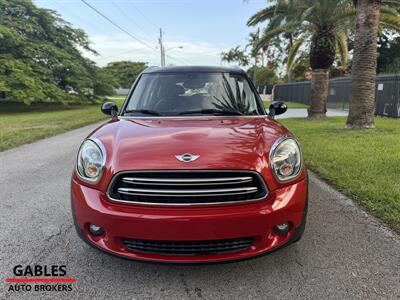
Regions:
[[270, 137, 302, 182], [76, 138, 106, 183]]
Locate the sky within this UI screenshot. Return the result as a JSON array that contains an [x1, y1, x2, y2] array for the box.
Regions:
[[34, 0, 268, 67]]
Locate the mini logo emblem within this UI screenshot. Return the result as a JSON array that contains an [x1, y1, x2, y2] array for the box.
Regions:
[[175, 153, 200, 163]]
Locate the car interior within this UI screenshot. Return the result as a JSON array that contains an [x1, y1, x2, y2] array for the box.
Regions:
[[125, 72, 261, 115]]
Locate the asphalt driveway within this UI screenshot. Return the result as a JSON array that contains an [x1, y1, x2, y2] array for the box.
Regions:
[[0, 123, 399, 300]]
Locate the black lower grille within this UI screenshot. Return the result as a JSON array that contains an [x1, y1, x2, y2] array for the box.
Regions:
[[123, 237, 254, 256], [107, 170, 268, 205]]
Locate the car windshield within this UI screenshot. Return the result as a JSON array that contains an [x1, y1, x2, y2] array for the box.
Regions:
[[123, 72, 263, 116]]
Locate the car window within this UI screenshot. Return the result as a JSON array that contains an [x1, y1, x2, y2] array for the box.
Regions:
[[124, 72, 263, 116]]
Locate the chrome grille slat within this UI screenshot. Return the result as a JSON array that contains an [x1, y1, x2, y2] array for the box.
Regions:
[[123, 180, 253, 186], [122, 176, 253, 185], [107, 171, 268, 205], [117, 191, 258, 198], [117, 187, 258, 197]]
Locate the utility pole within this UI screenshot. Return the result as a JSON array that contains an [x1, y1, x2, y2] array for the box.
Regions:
[[159, 28, 165, 67]]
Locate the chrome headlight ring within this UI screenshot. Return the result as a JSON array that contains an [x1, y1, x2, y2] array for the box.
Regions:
[[269, 136, 302, 182], [76, 137, 106, 183]]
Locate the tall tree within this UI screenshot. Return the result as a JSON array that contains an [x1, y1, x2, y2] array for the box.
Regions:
[[249, 0, 353, 119], [246, 29, 262, 85], [248, 0, 400, 119], [346, 0, 400, 128], [0, 0, 114, 104], [102, 61, 148, 88], [246, 66, 279, 86], [221, 46, 250, 66], [89, 63, 118, 96]]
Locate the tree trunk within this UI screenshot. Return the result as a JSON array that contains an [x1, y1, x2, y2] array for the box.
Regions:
[[308, 69, 329, 119], [307, 26, 336, 119], [287, 70, 293, 83], [261, 52, 264, 67], [346, 0, 381, 129]]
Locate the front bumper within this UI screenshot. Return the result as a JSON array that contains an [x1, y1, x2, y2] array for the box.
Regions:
[[71, 177, 307, 263]]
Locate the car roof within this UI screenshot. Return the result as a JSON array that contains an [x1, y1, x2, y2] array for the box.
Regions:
[[142, 65, 247, 75]]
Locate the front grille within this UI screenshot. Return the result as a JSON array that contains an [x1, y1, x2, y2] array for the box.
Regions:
[[107, 171, 268, 205], [123, 237, 254, 255]]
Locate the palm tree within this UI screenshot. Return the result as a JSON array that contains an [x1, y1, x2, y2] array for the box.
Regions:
[[248, 0, 300, 82], [249, 0, 353, 119], [346, 0, 400, 128], [248, 0, 400, 119], [220, 46, 249, 66], [245, 29, 261, 85]]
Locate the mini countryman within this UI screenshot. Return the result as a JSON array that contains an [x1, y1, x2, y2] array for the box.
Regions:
[[71, 66, 307, 263]]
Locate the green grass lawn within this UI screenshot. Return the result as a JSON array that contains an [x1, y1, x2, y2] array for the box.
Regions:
[[0, 97, 125, 152], [263, 100, 309, 109], [280, 117, 400, 232]]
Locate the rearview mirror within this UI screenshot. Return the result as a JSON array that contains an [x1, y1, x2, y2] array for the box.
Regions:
[[268, 101, 287, 118], [101, 102, 118, 118]]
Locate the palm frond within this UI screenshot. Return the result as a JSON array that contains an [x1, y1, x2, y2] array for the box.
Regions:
[[333, 5, 356, 21], [256, 21, 300, 51], [380, 14, 400, 30], [287, 37, 305, 72], [336, 31, 348, 67], [380, 5, 400, 16], [379, 20, 400, 32], [300, 6, 315, 21], [382, 0, 400, 8], [265, 14, 285, 31], [247, 6, 277, 26]]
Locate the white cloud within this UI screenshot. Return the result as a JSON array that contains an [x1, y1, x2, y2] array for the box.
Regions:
[[84, 34, 229, 67]]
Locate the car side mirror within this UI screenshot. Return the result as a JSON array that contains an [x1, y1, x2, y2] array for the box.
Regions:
[[101, 102, 118, 118], [268, 101, 287, 118]]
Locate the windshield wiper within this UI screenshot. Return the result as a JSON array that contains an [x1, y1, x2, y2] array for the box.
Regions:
[[178, 109, 243, 116], [124, 109, 163, 116]]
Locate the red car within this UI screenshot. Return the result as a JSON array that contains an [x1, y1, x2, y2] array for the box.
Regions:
[[71, 66, 308, 263]]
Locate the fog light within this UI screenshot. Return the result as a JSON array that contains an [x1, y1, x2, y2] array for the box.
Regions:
[[274, 222, 291, 235], [88, 223, 104, 236]]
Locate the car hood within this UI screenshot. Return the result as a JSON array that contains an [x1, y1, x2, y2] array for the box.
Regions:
[[91, 116, 290, 175]]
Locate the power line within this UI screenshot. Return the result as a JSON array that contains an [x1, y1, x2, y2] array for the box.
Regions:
[[161, 47, 190, 65], [165, 52, 190, 66], [80, 0, 157, 53], [126, 2, 188, 65], [129, 2, 161, 30], [48, 1, 107, 35], [184, 38, 248, 58], [110, 0, 157, 45], [98, 47, 188, 65], [99, 49, 141, 61], [171, 38, 248, 62], [80, 0, 187, 65]]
